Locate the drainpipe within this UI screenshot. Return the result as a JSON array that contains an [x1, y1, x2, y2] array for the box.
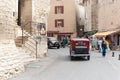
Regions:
[[18, 0, 21, 26]]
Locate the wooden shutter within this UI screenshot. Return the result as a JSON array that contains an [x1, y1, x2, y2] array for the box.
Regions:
[[61, 6, 64, 14], [55, 6, 57, 14], [55, 19, 57, 27], [62, 19, 64, 27]]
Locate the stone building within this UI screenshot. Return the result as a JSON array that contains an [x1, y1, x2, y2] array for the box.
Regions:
[[84, 0, 120, 49], [76, 0, 89, 37], [0, 0, 17, 40], [19, 0, 50, 57], [76, 0, 97, 32], [47, 0, 76, 40], [0, 0, 50, 79]]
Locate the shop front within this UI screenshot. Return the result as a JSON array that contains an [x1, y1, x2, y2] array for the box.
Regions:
[[93, 29, 120, 50], [47, 31, 73, 41]]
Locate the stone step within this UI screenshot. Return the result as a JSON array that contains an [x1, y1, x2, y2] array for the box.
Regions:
[[24, 44, 36, 54]]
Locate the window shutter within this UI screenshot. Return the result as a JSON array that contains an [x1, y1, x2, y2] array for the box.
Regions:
[[55, 20, 57, 27], [61, 6, 64, 14], [55, 6, 57, 14], [62, 19, 64, 27]]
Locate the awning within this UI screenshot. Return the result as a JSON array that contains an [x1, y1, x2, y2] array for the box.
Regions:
[[93, 29, 120, 37], [84, 30, 98, 35], [56, 32, 73, 35], [47, 31, 59, 34]]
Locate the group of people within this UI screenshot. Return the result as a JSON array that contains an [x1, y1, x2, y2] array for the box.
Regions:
[[90, 36, 109, 57], [61, 36, 71, 48]]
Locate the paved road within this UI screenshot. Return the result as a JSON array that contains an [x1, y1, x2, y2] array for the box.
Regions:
[[9, 47, 120, 80]]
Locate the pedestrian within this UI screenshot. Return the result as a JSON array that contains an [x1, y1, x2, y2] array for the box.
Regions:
[[97, 38, 102, 53], [101, 40, 107, 57], [61, 37, 66, 48]]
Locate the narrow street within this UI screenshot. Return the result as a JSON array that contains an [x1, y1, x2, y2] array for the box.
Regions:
[[10, 47, 120, 80]]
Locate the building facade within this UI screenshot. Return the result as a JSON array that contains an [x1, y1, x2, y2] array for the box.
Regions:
[[97, 0, 120, 47], [76, 0, 91, 37], [0, 0, 50, 79], [19, 0, 50, 57], [84, 0, 120, 48], [48, 0, 76, 41]]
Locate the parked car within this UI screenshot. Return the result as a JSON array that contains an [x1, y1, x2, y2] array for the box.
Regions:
[[47, 37, 60, 49]]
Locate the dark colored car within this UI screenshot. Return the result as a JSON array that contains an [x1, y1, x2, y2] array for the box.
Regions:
[[47, 37, 60, 49]]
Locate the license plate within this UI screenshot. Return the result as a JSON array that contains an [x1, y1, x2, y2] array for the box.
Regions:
[[75, 46, 87, 48]]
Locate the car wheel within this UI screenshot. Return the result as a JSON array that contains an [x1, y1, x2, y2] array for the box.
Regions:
[[87, 56, 90, 60], [48, 44, 51, 49], [57, 46, 60, 49], [70, 56, 74, 60]]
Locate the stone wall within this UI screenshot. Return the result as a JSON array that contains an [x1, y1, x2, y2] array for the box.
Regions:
[[85, 0, 120, 31], [21, 0, 32, 22], [91, 0, 98, 30], [32, 0, 50, 57], [98, 0, 120, 31], [84, 0, 92, 31], [32, 0, 50, 23], [0, 0, 18, 40], [0, 1, 35, 80]]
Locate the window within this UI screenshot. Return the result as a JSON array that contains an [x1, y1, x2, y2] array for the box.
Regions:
[[55, 6, 64, 14], [13, 12, 15, 16], [55, 19, 64, 27]]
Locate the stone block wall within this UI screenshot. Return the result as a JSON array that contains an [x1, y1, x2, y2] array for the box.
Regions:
[[98, 0, 120, 31], [0, 0, 18, 40], [32, 0, 50, 57], [32, 0, 50, 23], [85, 0, 120, 31]]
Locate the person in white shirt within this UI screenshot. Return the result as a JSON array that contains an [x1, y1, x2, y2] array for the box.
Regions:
[[97, 38, 102, 53]]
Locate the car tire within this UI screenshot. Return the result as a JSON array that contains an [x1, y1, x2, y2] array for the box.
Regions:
[[70, 56, 74, 60], [48, 45, 50, 48], [57, 46, 60, 49], [87, 56, 90, 60]]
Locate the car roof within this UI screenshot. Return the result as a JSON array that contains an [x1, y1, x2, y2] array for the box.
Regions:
[[71, 38, 89, 41], [48, 37, 57, 38]]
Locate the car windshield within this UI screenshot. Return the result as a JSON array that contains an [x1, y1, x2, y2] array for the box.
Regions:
[[49, 37, 57, 41]]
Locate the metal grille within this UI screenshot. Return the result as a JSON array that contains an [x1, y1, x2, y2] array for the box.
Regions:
[[75, 48, 88, 54]]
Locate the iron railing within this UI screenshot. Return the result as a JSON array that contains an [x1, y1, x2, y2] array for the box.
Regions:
[[21, 21, 41, 58]]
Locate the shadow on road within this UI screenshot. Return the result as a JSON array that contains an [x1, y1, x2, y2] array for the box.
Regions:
[[57, 55, 89, 62]]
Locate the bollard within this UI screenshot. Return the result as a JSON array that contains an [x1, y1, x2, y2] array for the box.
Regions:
[[119, 54, 120, 60], [112, 52, 114, 57]]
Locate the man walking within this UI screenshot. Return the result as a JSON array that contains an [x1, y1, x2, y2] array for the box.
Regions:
[[101, 40, 107, 57]]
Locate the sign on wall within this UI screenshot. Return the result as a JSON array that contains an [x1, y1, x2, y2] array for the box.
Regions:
[[38, 23, 46, 35]]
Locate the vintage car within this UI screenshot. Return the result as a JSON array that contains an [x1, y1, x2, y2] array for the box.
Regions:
[[47, 37, 60, 49], [69, 38, 90, 60]]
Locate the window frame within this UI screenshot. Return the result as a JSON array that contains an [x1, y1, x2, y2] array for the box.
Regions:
[[55, 19, 64, 28]]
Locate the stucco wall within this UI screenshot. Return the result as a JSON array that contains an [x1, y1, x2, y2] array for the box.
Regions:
[[32, 0, 50, 23], [48, 0, 76, 37]]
